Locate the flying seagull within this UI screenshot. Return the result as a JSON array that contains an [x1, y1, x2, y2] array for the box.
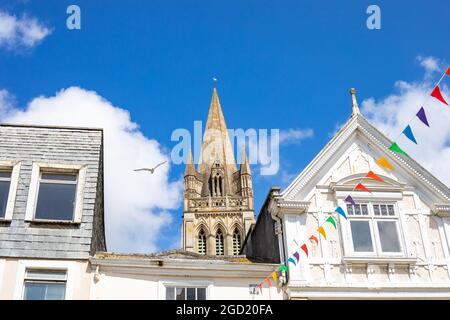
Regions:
[[134, 161, 167, 174]]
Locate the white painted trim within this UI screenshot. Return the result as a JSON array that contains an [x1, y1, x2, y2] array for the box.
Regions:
[[13, 260, 76, 300], [0, 160, 21, 220], [0, 259, 5, 292], [25, 162, 87, 223], [157, 279, 213, 300]]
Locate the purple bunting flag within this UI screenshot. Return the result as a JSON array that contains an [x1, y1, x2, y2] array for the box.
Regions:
[[293, 251, 300, 262], [344, 195, 356, 206], [416, 107, 430, 127]]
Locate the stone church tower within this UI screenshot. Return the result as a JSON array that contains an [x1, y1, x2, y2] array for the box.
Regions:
[[182, 88, 255, 256]]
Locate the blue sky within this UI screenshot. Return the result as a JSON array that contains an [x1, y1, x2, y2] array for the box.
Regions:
[[1, 0, 449, 252]]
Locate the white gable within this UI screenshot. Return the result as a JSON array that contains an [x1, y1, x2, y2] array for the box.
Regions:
[[282, 114, 450, 207]]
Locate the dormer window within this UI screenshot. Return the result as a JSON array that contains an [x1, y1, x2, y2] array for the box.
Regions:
[[346, 202, 403, 255]]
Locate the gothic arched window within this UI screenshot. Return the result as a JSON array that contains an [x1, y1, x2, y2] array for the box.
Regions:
[[198, 229, 206, 255], [232, 229, 241, 255], [215, 229, 224, 256]]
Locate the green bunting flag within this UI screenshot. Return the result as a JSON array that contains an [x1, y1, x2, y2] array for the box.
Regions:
[[326, 216, 337, 229], [278, 264, 288, 272], [389, 142, 408, 157]]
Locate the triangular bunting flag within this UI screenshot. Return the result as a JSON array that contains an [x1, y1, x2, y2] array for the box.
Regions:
[[376, 156, 393, 171], [317, 226, 327, 240], [326, 216, 337, 229], [416, 107, 430, 127], [309, 235, 319, 245], [366, 170, 384, 182], [258, 283, 263, 294], [287, 257, 297, 266], [344, 195, 356, 206], [293, 251, 300, 262], [278, 264, 288, 272], [271, 272, 277, 284], [355, 183, 371, 193], [446, 66, 450, 75], [265, 277, 271, 287], [402, 125, 417, 144], [301, 244, 309, 257], [389, 142, 408, 157], [431, 86, 448, 106], [335, 206, 347, 220]]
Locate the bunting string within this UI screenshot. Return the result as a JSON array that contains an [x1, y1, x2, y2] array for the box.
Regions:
[[257, 67, 450, 295]]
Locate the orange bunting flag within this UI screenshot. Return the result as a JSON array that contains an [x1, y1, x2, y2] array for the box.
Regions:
[[376, 156, 393, 171], [317, 226, 327, 240], [301, 244, 309, 257], [309, 235, 319, 245], [355, 183, 371, 193], [271, 272, 277, 284], [366, 171, 383, 182], [431, 86, 448, 106], [265, 277, 272, 287]]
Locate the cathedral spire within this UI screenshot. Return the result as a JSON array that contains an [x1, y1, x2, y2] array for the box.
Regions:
[[185, 150, 196, 176], [240, 148, 251, 175], [350, 88, 360, 116], [198, 87, 237, 196]]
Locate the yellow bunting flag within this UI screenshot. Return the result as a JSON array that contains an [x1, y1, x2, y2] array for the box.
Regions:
[[317, 226, 327, 240], [271, 272, 277, 284], [376, 156, 393, 171]]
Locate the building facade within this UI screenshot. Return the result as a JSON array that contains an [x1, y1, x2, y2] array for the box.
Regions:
[[243, 89, 450, 299], [182, 88, 255, 256], [0, 124, 106, 300]]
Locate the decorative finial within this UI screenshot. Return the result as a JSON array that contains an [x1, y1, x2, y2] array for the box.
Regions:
[[350, 88, 360, 116], [212, 77, 218, 88]]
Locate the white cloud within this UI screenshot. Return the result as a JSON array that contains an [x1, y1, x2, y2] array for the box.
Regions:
[[279, 128, 314, 144], [0, 11, 51, 50], [361, 57, 450, 185], [0, 87, 182, 253]]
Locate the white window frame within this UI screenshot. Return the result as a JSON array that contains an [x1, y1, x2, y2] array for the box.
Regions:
[[158, 280, 212, 300], [344, 201, 406, 258], [0, 259, 5, 294], [13, 260, 76, 300], [25, 163, 87, 223], [0, 161, 21, 221]]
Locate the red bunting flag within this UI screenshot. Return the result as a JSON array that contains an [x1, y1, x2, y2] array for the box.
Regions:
[[366, 171, 383, 182], [258, 283, 263, 294], [301, 244, 309, 257], [446, 66, 450, 75], [431, 86, 448, 106], [265, 277, 272, 287], [309, 235, 319, 245], [355, 183, 371, 193]]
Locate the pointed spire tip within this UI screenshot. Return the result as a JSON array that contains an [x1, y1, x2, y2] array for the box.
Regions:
[[350, 88, 360, 116]]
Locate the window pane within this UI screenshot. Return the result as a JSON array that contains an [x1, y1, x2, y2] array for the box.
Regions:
[[354, 205, 361, 215], [41, 173, 77, 182], [0, 171, 11, 179], [0, 180, 11, 218], [35, 183, 76, 221], [346, 204, 354, 216], [381, 205, 388, 216], [377, 221, 401, 252], [176, 287, 185, 300], [361, 204, 368, 215], [187, 288, 196, 300], [388, 205, 395, 216], [373, 205, 379, 216], [350, 221, 373, 252], [166, 287, 174, 300], [197, 288, 206, 300], [24, 282, 65, 300]]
